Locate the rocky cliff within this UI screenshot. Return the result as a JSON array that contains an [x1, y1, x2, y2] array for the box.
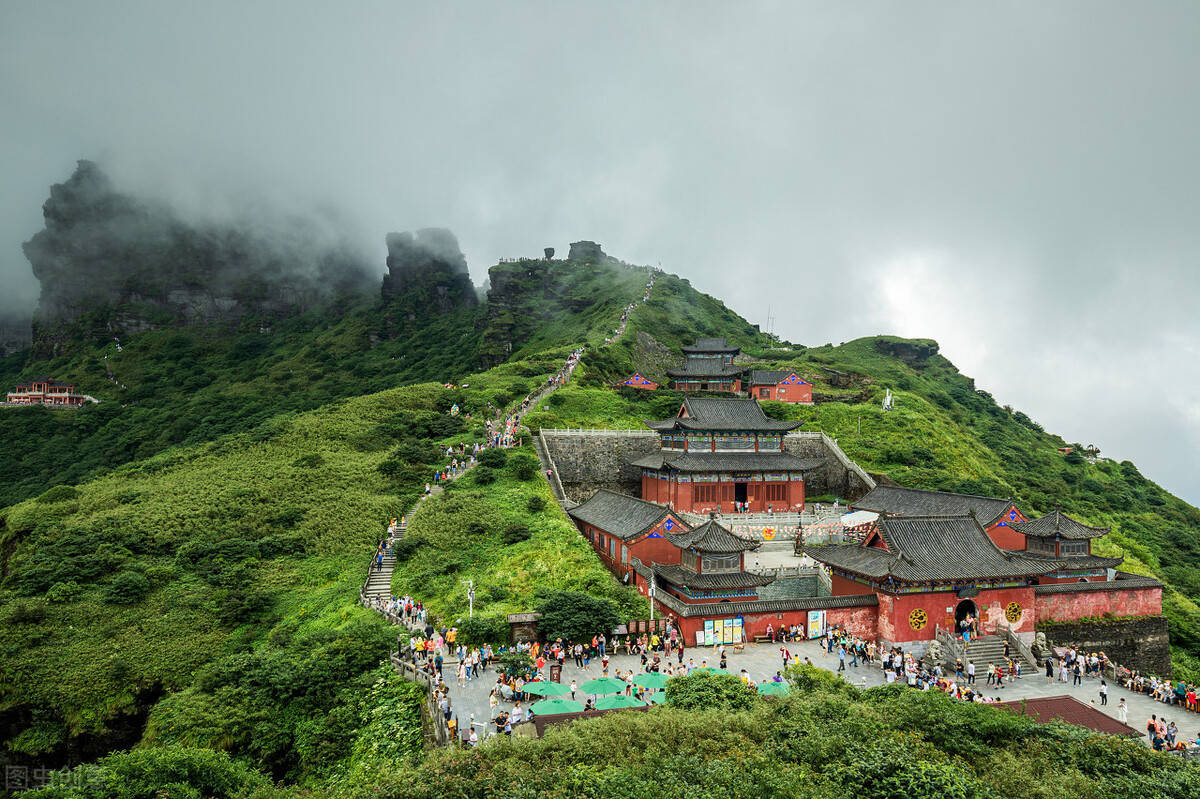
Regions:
[[23, 161, 375, 355], [377, 229, 479, 336]]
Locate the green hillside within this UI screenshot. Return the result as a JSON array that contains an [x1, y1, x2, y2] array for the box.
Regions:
[[2, 251, 1199, 795]]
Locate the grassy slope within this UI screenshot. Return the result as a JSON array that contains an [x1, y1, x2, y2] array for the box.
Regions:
[[0, 300, 485, 507], [0, 256, 652, 776], [479, 259, 654, 364], [390, 447, 647, 624]]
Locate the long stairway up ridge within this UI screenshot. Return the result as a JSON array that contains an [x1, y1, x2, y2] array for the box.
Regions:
[[360, 270, 658, 627]]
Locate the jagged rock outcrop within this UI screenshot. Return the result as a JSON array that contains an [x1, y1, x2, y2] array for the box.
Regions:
[[23, 160, 374, 356], [567, 240, 609, 263], [875, 337, 939, 365], [380, 228, 477, 313]]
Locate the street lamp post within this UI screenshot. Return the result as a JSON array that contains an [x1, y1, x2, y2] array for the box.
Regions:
[[463, 579, 475, 617], [649, 572, 656, 621]]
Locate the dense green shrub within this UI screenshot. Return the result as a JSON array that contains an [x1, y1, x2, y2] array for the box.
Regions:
[[8, 601, 48, 625], [46, 581, 84, 602], [101, 571, 151, 604], [456, 614, 510, 647], [665, 671, 757, 712], [27, 745, 270, 799], [36, 485, 79, 504], [536, 590, 619, 642], [501, 522, 531, 545], [508, 452, 539, 480], [473, 466, 497, 485], [526, 495, 547, 512], [477, 448, 507, 468]]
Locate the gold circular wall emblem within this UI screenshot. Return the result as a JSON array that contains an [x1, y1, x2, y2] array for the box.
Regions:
[[909, 608, 928, 630], [1005, 602, 1022, 623]]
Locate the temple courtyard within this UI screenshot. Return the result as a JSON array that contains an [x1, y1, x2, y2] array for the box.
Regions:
[[437, 637, 1194, 745]]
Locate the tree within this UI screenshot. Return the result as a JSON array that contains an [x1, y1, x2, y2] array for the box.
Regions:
[[536, 590, 619, 642]]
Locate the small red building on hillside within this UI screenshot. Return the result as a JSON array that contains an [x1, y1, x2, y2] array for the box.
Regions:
[[6, 377, 86, 406], [747, 370, 813, 404]]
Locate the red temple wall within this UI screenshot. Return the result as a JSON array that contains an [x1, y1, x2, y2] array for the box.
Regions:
[[626, 535, 682, 570], [829, 574, 871, 597], [880, 587, 1037, 644], [1035, 585, 1162, 623], [665, 603, 878, 643], [751, 381, 813, 404], [986, 513, 1028, 550]]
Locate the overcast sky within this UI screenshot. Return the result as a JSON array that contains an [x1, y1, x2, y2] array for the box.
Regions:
[[2, 1, 1199, 506]]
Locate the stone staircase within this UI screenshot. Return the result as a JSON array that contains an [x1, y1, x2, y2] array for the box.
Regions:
[[959, 634, 1034, 672], [363, 550, 397, 602]]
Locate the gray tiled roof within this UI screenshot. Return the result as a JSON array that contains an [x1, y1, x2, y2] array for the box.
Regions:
[[1017, 552, 1124, 570], [804, 515, 1059, 583], [645, 397, 802, 432], [665, 519, 760, 553], [681, 337, 740, 354], [631, 559, 878, 615], [566, 489, 681, 541], [1033, 572, 1162, 595], [749, 370, 795, 385], [1012, 509, 1109, 540], [629, 451, 823, 473], [851, 486, 1016, 527], [651, 563, 774, 590], [666, 359, 745, 378]]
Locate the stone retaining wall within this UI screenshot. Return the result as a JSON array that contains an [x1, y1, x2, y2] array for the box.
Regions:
[[539, 429, 874, 503], [539, 430, 659, 501], [1037, 615, 1171, 678]]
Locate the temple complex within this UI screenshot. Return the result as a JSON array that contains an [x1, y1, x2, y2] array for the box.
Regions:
[[5, 377, 86, 406], [556, 330, 1167, 669], [631, 397, 821, 514], [667, 337, 744, 393]]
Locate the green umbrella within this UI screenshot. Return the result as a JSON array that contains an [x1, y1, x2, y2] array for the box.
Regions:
[[580, 677, 628, 694], [758, 681, 790, 695], [593, 694, 646, 710], [529, 698, 585, 715], [522, 681, 571, 697], [647, 692, 669, 705], [632, 672, 669, 690], [691, 667, 730, 676]]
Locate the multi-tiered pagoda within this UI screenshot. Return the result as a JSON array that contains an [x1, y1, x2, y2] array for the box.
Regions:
[[667, 337, 744, 393], [631, 397, 822, 514]]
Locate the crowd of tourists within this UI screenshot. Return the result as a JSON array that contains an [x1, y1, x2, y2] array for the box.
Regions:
[[1122, 669, 1200, 713]]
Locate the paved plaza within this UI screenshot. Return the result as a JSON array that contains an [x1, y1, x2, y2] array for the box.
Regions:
[[436, 637, 1198, 744]]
